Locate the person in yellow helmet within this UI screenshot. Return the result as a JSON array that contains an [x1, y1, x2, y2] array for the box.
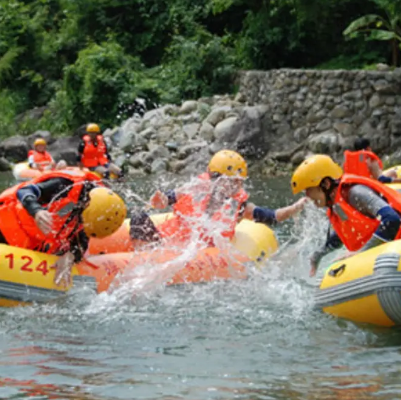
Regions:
[[129, 150, 307, 247], [28, 138, 67, 171], [291, 154, 401, 277], [0, 169, 126, 287], [77, 123, 123, 179]]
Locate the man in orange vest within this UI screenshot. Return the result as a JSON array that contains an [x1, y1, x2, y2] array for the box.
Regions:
[[28, 139, 66, 171], [343, 137, 401, 183], [291, 154, 401, 277], [130, 150, 308, 247], [77, 123, 122, 179], [0, 169, 126, 286]]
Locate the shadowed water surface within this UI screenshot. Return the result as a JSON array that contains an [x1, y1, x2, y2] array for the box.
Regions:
[[0, 172, 400, 400]]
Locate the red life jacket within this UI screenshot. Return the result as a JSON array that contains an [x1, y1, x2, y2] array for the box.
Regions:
[[81, 135, 108, 168], [157, 173, 249, 246], [29, 150, 54, 170], [327, 174, 401, 251], [0, 170, 102, 253], [343, 150, 383, 178]]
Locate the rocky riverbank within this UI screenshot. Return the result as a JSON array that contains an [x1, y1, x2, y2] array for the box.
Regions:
[[2, 65, 401, 176]]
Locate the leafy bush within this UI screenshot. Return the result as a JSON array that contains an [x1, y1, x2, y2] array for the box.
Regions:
[[157, 30, 237, 103]]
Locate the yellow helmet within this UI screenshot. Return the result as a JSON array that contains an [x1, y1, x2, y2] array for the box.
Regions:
[[291, 154, 343, 195], [34, 138, 47, 147], [208, 150, 247, 178], [82, 188, 127, 238], [86, 123, 101, 133]]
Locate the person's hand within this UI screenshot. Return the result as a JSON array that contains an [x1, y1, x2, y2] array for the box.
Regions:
[[294, 197, 309, 212], [309, 260, 318, 277], [52, 252, 75, 288], [35, 210, 53, 235], [150, 190, 168, 209]]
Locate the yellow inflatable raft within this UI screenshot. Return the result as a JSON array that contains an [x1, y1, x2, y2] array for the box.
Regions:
[[316, 239, 401, 327], [0, 217, 278, 307]]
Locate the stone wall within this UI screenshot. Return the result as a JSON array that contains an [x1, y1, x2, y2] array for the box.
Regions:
[[238, 68, 401, 166]]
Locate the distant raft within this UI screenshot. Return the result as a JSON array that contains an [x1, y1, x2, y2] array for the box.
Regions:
[[315, 240, 401, 327], [12, 162, 118, 183]]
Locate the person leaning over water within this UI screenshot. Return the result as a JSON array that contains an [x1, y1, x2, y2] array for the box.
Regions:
[[129, 150, 308, 248], [291, 154, 401, 277], [0, 169, 126, 286]]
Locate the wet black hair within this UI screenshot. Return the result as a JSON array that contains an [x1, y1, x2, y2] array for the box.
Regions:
[[354, 137, 370, 151], [319, 177, 339, 208]]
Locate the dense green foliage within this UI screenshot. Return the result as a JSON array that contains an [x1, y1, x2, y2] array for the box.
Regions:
[[0, 0, 397, 136]]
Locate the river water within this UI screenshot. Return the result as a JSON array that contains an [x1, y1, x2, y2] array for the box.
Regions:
[[0, 172, 400, 400]]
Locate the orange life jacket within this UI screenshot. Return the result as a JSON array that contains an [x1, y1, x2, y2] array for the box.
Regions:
[[327, 174, 401, 251], [81, 135, 108, 168], [157, 173, 249, 246], [29, 150, 54, 170], [0, 169, 102, 254], [343, 150, 383, 179]]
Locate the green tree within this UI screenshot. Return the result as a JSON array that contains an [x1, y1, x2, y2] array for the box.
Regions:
[[343, 0, 401, 66]]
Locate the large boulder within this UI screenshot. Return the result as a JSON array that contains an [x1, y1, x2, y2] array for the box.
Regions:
[[307, 131, 340, 154], [27, 130, 54, 148], [47, 136, 81, 165], [0, 136, 29, 162], [213, 106, 272, 159]]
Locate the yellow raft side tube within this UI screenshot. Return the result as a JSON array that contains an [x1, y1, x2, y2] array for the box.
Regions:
[[0, 245, 82, 307], [0, 213, 278, 307], [316, 240, 401, 327]]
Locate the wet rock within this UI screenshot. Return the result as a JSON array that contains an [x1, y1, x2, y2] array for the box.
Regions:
[[103, 127, 122, 146], [0, 157, 12, 171], [308, 131, 339, 154], [179, 100, 198, 114], [333, 122, 354, 137], [151, 159, 168, 174], [369, 94, 384, 108], [206, 108, 228, 126], [214, 117, 238, 141], [169, 159, 187, 173], [315, 118, 332, 132], [293, 127, 309, 143], [47, 136, 81, 164], [149, 144, 170, 160], [140, 127, 156, 140], [199, 122, 214, 142], [165, 142, 179, 152], [128, 151, 149, 168], [0, 136, 28, 162], [330, 106, 352, 119], [127, 166, 146, 176], [372, 79, 398, 94], [183, 123, 200, 139], [27, 130, 54, 147], [177, 141, 208, 160], [291, 150, 307, 166], [391, 119, 401, 136]]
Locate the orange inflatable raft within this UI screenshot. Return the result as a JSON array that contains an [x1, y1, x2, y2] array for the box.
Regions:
[[12, 162, 118, 182], [0, 244, 249, 307], [0, 213, 278, 306], [87, 213, 278, 263]]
